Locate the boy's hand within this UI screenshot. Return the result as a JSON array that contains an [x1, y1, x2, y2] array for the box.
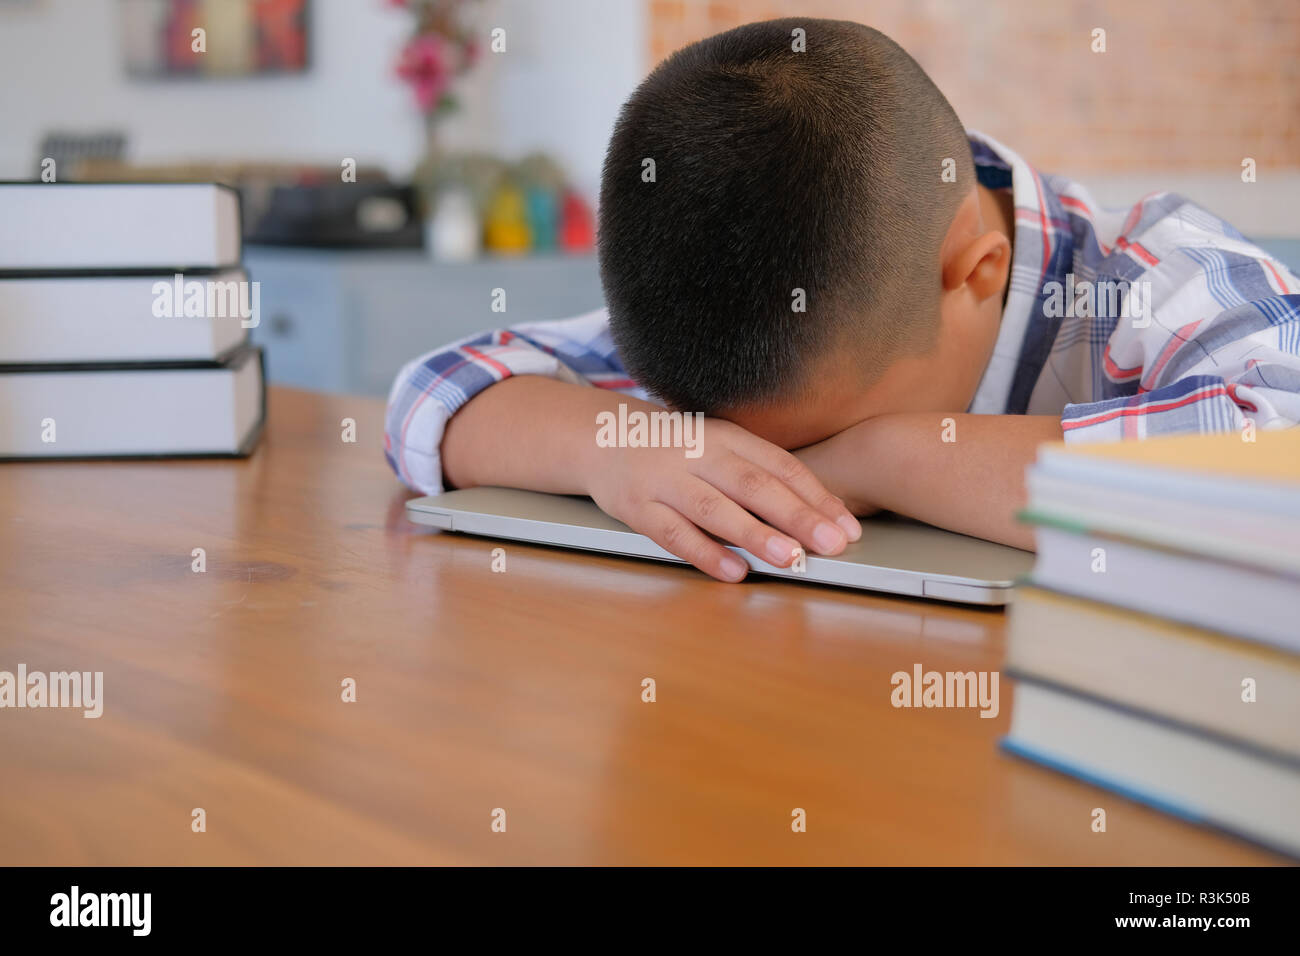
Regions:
[[584, 414, 862, 582]]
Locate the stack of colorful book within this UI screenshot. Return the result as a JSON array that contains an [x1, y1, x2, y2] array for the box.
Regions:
[[1003, 429, 1300, 858], [0, 182, 265, 459]]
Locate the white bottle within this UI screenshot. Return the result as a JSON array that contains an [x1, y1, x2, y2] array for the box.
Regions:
[[428, 188, 481, 261]]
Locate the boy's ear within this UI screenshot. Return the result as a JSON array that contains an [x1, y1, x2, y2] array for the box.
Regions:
[[941, 228, 1011, 302]]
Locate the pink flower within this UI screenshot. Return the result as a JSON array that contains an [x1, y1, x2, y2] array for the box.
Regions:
[[395, 34, 452, 114]]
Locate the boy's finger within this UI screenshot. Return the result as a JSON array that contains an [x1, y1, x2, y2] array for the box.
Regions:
[[741, 442, 861, 542], [709, 453, 848, 556], [636, 501, 749, 583], [664, 477, 801, 568]]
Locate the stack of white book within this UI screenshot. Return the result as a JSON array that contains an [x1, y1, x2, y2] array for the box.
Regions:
[[0, 183, 265, 458], [1004, 429, 1300, 858]]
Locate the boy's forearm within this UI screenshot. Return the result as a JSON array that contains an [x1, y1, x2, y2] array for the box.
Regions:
[[801, 413, 1063, 550], [442, 375, 622, 494]]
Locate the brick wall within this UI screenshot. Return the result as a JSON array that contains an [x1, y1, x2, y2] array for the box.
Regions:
[[646, 0, 1300, 175]]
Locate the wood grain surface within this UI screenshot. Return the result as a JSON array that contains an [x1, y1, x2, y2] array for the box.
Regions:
[[0, 387, 1282, 864]]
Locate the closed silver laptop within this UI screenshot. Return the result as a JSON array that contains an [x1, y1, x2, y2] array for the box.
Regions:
[[405, 486, 1033, 606]]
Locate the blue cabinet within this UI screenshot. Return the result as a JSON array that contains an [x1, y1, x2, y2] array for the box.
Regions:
[[246, 248, 605, 397]]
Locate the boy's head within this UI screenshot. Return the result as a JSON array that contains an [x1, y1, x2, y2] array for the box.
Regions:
[[598, 18, 1012, 448]]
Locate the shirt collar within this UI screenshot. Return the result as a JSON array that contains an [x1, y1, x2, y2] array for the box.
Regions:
[[964, 130, 1072, 415]]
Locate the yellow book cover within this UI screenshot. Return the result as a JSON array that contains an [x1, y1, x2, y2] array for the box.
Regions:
[[1039, 427, 1300, 486]]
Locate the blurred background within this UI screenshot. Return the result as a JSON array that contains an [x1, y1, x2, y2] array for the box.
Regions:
[[1, 0, 1296, 397]]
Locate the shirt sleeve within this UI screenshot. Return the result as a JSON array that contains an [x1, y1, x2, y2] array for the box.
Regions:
[[1061, 289, 1300, 443], [384, 308, 648, 494]]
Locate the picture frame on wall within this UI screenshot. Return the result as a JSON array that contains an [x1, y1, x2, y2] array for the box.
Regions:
[[120, 0, 309, 78]]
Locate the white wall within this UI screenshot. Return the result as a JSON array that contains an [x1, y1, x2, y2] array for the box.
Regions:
[[491, 0, 647, 203], [0, 0, 646, 205]]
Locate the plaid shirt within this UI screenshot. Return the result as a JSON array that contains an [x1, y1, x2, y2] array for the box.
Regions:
[[386, 132, 1300, 495]]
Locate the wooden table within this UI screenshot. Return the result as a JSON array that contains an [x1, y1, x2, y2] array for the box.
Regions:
[[0, 387, 1281, 864]]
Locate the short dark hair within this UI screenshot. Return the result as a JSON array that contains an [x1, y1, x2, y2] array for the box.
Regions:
[[598, 18, 973, 414]]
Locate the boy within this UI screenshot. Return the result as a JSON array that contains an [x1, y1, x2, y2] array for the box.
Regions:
[[386, 19, 1300, 582]]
